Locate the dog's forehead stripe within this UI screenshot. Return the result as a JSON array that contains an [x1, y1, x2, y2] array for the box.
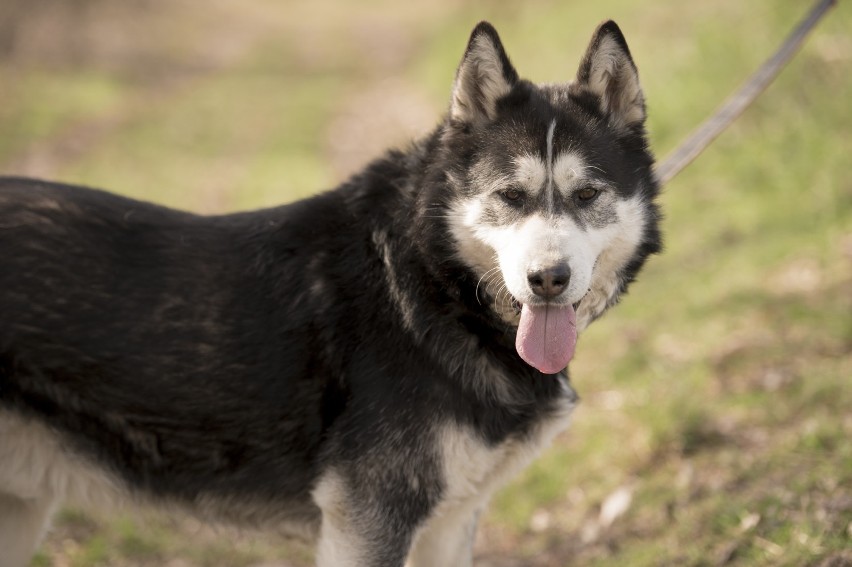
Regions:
[[545, 120, 556, 210], [508, 127, 590, 202]]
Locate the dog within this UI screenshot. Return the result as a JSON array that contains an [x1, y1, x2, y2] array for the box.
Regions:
[[0, 20, 661, 567]]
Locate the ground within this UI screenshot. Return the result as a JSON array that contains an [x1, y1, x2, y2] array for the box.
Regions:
[[0, 0, 850, 565]]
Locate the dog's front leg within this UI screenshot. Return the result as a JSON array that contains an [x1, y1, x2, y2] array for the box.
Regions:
[[405, 504, 481, 567], [0, 492, 56, 567], [312, 469, 423, 567]]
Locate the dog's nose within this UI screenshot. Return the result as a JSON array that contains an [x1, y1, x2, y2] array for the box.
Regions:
[[527, 264, 571, 298]]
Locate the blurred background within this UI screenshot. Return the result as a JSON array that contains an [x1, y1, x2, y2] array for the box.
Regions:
[[1, 0, 850, 565]]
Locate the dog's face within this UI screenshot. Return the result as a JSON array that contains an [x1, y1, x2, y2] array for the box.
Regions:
[[442, 22, 661, 373]]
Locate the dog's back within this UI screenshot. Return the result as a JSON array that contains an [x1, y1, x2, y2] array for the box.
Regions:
[[0, 178, 346, 530]]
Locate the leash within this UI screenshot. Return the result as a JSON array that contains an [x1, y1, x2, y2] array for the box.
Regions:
[[654, 0, 838, 186]]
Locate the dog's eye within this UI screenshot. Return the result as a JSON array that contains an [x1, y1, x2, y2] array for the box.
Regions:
[[575, 187, 599, 203], [500, 189, 525, 203]]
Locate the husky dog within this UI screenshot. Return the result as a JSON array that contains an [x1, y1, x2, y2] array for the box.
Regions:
[[0, 20, 661, 567]]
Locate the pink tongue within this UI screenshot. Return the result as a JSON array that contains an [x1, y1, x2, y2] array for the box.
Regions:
[[515, 304, 577, 374]]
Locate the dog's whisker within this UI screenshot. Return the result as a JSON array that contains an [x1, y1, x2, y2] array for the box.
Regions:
[[475, 267, 502, 305], [476, 266, 502, 305]]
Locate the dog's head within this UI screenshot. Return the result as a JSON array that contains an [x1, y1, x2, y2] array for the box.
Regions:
[[441, 21, 661, 373]]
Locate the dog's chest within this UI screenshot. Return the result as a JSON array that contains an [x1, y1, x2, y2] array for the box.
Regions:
[[437, 386, 576, 509]]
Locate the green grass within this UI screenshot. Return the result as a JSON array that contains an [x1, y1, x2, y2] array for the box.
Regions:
[[0, 70, 127, 161], [2, 0, 850, 565]]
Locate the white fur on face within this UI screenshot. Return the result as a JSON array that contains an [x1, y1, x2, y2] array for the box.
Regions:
[[574, 194, 648, 330], [448, 150, 648, 327], [485, 213, 599, 307], [513, 154, 547, 196], [552, 152, 586, 193]]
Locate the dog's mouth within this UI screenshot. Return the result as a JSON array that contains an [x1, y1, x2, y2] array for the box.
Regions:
[[509, 296, 584, 315], [511, 297, 521, 314], [509, 297, 582, 314]]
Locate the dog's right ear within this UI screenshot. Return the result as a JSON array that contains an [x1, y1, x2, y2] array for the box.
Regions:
[[450, 22, 519, 126]]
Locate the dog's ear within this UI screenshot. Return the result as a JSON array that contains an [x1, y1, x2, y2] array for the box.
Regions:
[[450, 22, 519, 126], [574, 21, 645, 131]]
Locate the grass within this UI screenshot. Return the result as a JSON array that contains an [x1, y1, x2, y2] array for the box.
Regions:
[[1, 0, 850, 565]]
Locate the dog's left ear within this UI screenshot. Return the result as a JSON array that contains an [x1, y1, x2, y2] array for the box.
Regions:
[[575, 21, 646, 131], [450, 22, 519, 126]]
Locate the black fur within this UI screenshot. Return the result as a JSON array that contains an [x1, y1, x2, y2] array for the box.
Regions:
[[0, 157, 570, 510]]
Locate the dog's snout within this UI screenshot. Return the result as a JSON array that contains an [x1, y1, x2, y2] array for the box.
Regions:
[[527, 264, 571, 299]]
